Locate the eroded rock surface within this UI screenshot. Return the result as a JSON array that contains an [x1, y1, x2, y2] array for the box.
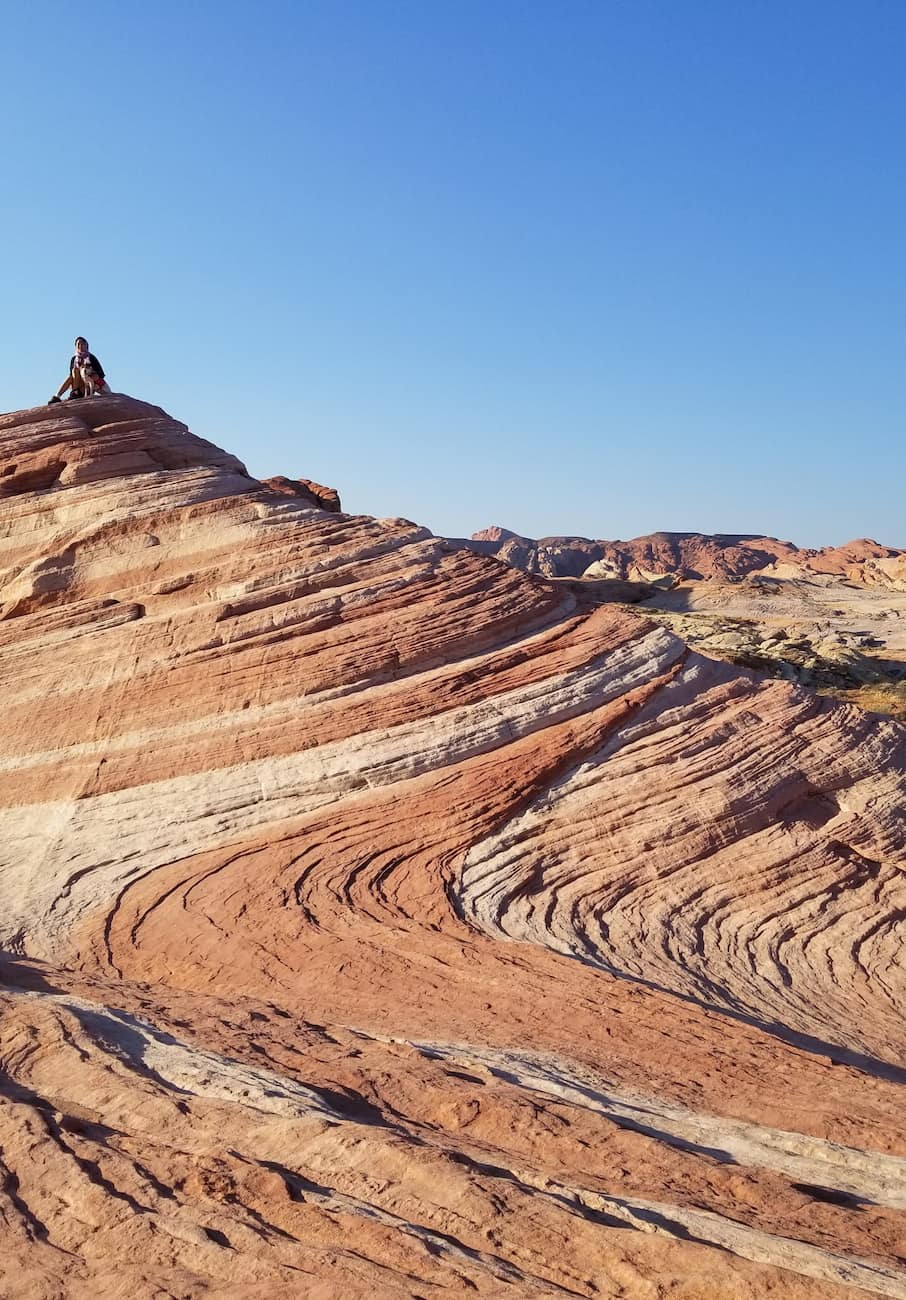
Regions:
[[466, 527, 906, 588], [261, 474, 341, 512], [464, 529, 906, 717], [0, 397, 904, 1298]]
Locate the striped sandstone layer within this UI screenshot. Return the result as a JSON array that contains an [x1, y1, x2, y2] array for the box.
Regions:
[[0, 396, 904, 1299]]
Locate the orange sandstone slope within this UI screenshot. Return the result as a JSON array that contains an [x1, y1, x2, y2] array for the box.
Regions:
[[0, 396, 905, 1300]]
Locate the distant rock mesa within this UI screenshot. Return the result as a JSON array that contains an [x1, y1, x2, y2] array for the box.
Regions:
[[466, 525, 906, 587]]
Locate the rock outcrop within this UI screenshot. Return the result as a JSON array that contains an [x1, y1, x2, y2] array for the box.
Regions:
[[261, 473, 341, 512], [464, 528, 906, 717], [1, 397, 905, 1299], [466, 527, 906, 588]]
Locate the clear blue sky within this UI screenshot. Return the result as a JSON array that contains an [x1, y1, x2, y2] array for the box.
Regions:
[[2, 0, 903, 546]]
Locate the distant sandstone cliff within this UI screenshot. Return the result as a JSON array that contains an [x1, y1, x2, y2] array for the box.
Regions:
[[464, 525, 906, 587], [460, 527, 906, 720], [0, 396, 904, 1299]]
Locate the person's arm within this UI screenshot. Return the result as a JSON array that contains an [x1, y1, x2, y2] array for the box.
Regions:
[[88, 353, 105, 380]]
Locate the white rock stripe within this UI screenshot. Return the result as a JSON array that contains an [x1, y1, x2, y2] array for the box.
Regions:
[[18, 996, 902, 1300], [0, 626, 683, 958], [559, 1186, 906, 1299], [8, 991, 342, 1122], [457, 654, 906, 1062], [0, 563, 580, 773], [393, 1038, 906, 1210], [354, 1036, 906, 1298]]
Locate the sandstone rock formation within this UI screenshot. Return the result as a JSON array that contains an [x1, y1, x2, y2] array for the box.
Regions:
[[464, 529, 906, 718], [467, 527, 906, 588], [0, 396, 905, 1298], [261, 474, 341, 512]]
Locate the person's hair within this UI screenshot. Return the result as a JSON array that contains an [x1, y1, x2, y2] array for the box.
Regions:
[[74, 336, 88, 349]]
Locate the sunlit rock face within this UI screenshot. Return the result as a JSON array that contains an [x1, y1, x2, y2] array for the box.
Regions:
[[261, 473, 341, 511], [466, 528, 906, 719], [1, 396, 905, 1300], [467, 526, 906, 586]]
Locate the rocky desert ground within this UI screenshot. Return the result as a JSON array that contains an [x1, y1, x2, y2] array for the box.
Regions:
[[0, 397, 904, 1298], [464, 528, 906, 723]]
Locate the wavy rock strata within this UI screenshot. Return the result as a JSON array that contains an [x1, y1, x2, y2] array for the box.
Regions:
[[0, 396, 904, 1298]]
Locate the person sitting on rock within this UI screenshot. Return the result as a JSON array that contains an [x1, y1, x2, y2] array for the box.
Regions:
[[49, 337, 108, 403]]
